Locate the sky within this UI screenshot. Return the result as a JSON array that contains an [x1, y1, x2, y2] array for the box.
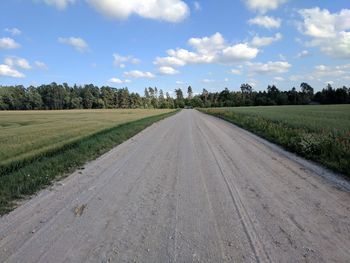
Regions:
[[0, 0, 349, 94]]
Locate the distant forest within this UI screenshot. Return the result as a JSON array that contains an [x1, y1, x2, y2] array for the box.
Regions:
[[0, 82, 349, 110]]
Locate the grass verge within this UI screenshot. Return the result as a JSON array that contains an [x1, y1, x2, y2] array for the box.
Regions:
[[0, 110, 178, 215], [198, 108, 350, 177]]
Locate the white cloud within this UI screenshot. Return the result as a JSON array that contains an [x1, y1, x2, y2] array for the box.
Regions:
[[124, 70, 155, 78], [0, 64, 25, 78], [168, 48, 214, 64], [274, 76, 285, 81], [5, 27, 21, 36], [109, 78, 123, 84], [113, 53, 140, 68], [247, 61, 291, 74], [39, 0, 75, 10], [188, 32, 226, 55], [289, 64, 350, 83], [248, 16, 281, 29], [297, 50, 310, 58], [298, 8, 350, 58], [221, 43, 259, 62], [202, 79, 215, 83], [244, 0, 288, 14], [87, 0, 189, 23], [176, 80, 184, 85], [230, 69, 242, 75], [58, 37, 89, 53], [4, 57, 31, 70], [193, 1, 201, 11], [251, 33, 282, 47], [35, 61, 48, 70], [299, 8, 340, 38], [314, 64, 350, 78], [0, 37, 20, 49], [158, 66, 179, 75], [108, 77, 131, 84], [154, 55, 186, 67], [155, 33, 259, 68]]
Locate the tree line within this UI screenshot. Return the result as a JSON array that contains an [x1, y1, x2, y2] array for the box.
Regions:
[[0, 83, 174, 110], [185, 83, 350, 108], [0, 82, 349, 110]]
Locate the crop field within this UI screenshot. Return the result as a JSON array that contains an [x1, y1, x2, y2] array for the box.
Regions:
[[0, 109, 175, 213], [199, 105, 350, 176], [0, 109, 172, 173]]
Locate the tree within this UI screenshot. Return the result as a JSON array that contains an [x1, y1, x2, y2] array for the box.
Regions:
[[201, 89, 210, 107], [119, 88, 130, 108], [82, 86, 94, 109], [174, 88, 184, 108], [300, 82, 314, 96], [240, 83, 253, 106], [166, 92, 174, 108], [300, 82, 314, 104], [187, 86, 193, 100], [26, 86, 43, 109], [144, 88, 151, 108], [101, 86, 115, 108]]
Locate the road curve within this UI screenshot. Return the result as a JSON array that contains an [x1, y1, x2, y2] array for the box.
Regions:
[[1, 110, 350, 262]]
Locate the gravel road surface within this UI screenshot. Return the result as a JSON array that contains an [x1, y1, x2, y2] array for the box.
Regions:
[[1, 110, 349, 262]]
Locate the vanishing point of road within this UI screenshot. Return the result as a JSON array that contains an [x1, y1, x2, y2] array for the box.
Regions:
[[1, 110, 350, 262]]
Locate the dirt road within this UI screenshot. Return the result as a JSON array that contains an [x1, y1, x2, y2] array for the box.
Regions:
[[1, 110, 349, 262]]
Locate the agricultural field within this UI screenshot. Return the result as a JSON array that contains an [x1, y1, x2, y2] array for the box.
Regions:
[[0, 109, 175, 213], [0, 109, 172, 173], [199, 105, 350, 176]]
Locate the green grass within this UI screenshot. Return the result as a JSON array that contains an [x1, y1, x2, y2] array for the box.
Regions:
[[0, 109, 173, 176], [199, 105, 350, 176], [0, 109, 177, 214]]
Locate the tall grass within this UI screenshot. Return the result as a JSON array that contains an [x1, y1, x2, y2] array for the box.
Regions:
[[199, 105, 350, 177], [0, 110, 177, 215]]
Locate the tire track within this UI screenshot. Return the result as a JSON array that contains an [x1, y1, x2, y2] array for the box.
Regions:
[[196, 123, 271, 263]]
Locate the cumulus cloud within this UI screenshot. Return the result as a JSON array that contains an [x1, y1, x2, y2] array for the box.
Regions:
[[58, 37, 89, 53], [109, 77, 131, 84], [0, 64, 25, 78], [158, 66, 179, 75], [248, 16, 281, 29], [221, 44, 258, 62], [154, 32, 259, 69], [113, 53, 140, 68], [251, 33, 282, 47], [188, 32, 226, 55], [5, 27, 21, 36], [4, 57, 31, 70], [0, 37, 20, 49], [247, 61, 291, 74], [124, 70, 155, 78], [87, 0, 189, 23], [298, 8, 350, 58], [244, 0, 288, 14], [39, 0, 75, 10]]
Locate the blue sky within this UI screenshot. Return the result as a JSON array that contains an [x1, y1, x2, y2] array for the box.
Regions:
[[0, 0, 349, 94]]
